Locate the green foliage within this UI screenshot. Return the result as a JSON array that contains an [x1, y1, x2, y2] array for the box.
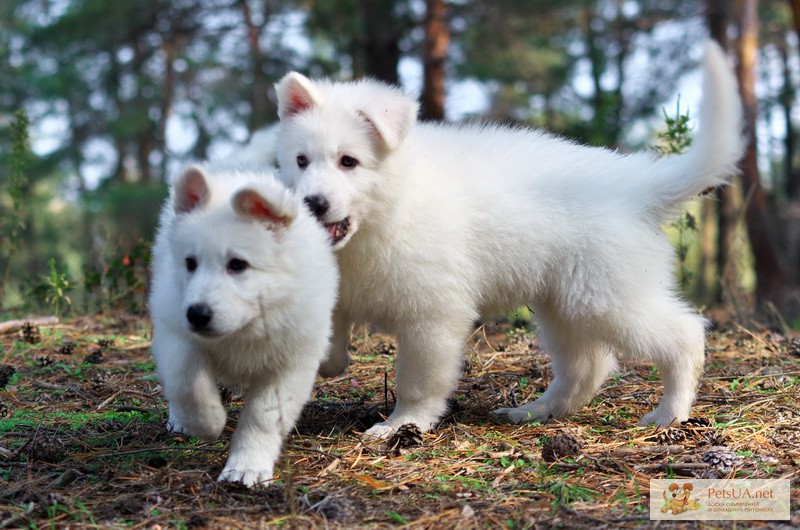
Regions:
[[657, 100, 693, 156], [0, 110, 31, 308], [548, 481, 596, 505], [7, 110, 30, 212], [84, 238, 152, 314], [658, 100, 697, 292], [386, 511, 410, 525], [672, 211, 698, 291], [44, 258, 73, 318], [70, 183, 161, 313]]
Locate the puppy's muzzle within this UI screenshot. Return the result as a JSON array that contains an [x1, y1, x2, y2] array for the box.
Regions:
[[303, 194, 350, 246], [304, 195, 330, 218], [186, 303, 213, 333]]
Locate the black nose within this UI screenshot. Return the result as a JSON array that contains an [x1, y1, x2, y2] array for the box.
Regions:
[[186, 303, 213, 330], [304, 195, 329, 218]]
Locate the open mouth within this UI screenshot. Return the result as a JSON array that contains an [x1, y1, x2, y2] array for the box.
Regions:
[[324, 218, 350, 246]]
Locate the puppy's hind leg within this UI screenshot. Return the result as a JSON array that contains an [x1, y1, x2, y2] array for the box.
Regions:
[[493, 304, 617, 424], [610, 302, 706, 427]]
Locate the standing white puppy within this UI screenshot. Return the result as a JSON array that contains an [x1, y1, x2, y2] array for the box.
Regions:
[[149, 164, 338, 486], [274, 41, 743, 437]]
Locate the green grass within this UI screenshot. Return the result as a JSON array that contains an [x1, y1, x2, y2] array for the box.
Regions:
[[0, 408, 156, 434], [547, 481, 596, 505]]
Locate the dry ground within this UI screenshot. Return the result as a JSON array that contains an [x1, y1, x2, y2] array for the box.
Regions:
[[0, 313, 798, 529]]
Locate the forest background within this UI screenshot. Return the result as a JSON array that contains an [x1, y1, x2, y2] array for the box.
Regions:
[[1, 0, 800, 323]]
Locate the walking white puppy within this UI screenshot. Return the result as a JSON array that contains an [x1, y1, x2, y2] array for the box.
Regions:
[[149, 163, 338, 486], [274, 41, 743, 437]]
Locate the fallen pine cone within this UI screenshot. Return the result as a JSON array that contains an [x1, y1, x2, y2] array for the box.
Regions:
[[0, 365, 16, 388], [702, 446, 744, 474], [20, 322, 41, 344], [388, 423, 423, 452], [541, 432, 583, 462]]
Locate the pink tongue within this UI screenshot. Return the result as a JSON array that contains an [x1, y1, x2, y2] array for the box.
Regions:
[[328, 223, 339, 240]]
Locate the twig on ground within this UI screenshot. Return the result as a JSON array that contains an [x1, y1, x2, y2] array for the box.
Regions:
[[0, 316, 59, 334]]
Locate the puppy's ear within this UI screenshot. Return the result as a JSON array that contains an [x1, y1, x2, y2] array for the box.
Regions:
[[232, 188, 296, 230], [174, 166, 210, 213], [669, 484, 679, 492], [276, 72, 320, 120], [684, 483, 693, 491], [357, 83, 418, 150]]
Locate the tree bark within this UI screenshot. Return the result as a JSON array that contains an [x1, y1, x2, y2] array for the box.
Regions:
[[789, 0, 800, 44], [421, 0, 449, 121], [157, 38, 177, 182], [706, 0, 737, 304], [779, 36, 799, 201], [238, 0, 274, 131], [735, 0, 797, 315], [358, 0, 401, 84], [784, 0, 800, 201], [582, 6, 608, 146]]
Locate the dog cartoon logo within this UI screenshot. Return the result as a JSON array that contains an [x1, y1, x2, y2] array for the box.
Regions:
[[661, 482, 701, 515]]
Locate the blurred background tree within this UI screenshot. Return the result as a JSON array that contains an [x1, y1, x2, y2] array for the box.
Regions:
[[1, 0, 799, 322]]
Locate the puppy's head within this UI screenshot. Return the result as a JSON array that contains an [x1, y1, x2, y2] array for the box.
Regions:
[[275, 72, 418, 249], [169, 166, 299, 339]]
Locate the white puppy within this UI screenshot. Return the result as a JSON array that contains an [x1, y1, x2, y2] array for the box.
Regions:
[[274, 41, 743, 437], [149, 163, 338, 486]]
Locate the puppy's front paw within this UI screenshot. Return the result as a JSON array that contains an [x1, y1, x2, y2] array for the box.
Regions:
[[218, 454, 274, 488], [638, 407, 682, 427], [167, 400, 226, 441], [492, 404, 552, 424], [166, 412, 189, 435], [364, 415, 435, 439], [363, 422, 396, 439]]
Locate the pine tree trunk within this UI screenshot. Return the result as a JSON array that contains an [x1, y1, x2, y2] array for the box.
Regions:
[[358, 0, 401, 84], [786, 0, 800, 200], [421, 0, 449, 121], [706, 0, 737, 304], [239, 0, 274, 131], [736, 0, 798, 316]]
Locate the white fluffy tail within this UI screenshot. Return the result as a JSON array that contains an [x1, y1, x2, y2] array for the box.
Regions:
[[647, 40, 744, 220]]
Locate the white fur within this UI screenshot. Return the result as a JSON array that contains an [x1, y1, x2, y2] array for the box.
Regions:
[[274, 41, 744, 436], [226, 124, 281, 167], [149, 162, 338, 486]]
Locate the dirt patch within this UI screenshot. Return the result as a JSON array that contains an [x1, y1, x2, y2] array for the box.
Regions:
[[0, 315, 798, 528]]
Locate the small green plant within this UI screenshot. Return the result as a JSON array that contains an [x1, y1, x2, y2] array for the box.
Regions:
[[658, 100, 698, 292], [386, 511, 409, 524], [657, 100, 692, 155], [44, 258, 73, 318], [84, 239, 152, 313], [499, 456, 527, 469], [548, 482, 596, 505]]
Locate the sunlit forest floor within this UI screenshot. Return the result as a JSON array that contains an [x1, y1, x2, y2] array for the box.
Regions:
[[0, 313, 798, 528]]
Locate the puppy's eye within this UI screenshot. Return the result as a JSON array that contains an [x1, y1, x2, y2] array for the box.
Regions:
[[227, 258, 249, 273], [340, 155, 358, 169], [185, 257, 198, 272], [296, 154, 309, 169]]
